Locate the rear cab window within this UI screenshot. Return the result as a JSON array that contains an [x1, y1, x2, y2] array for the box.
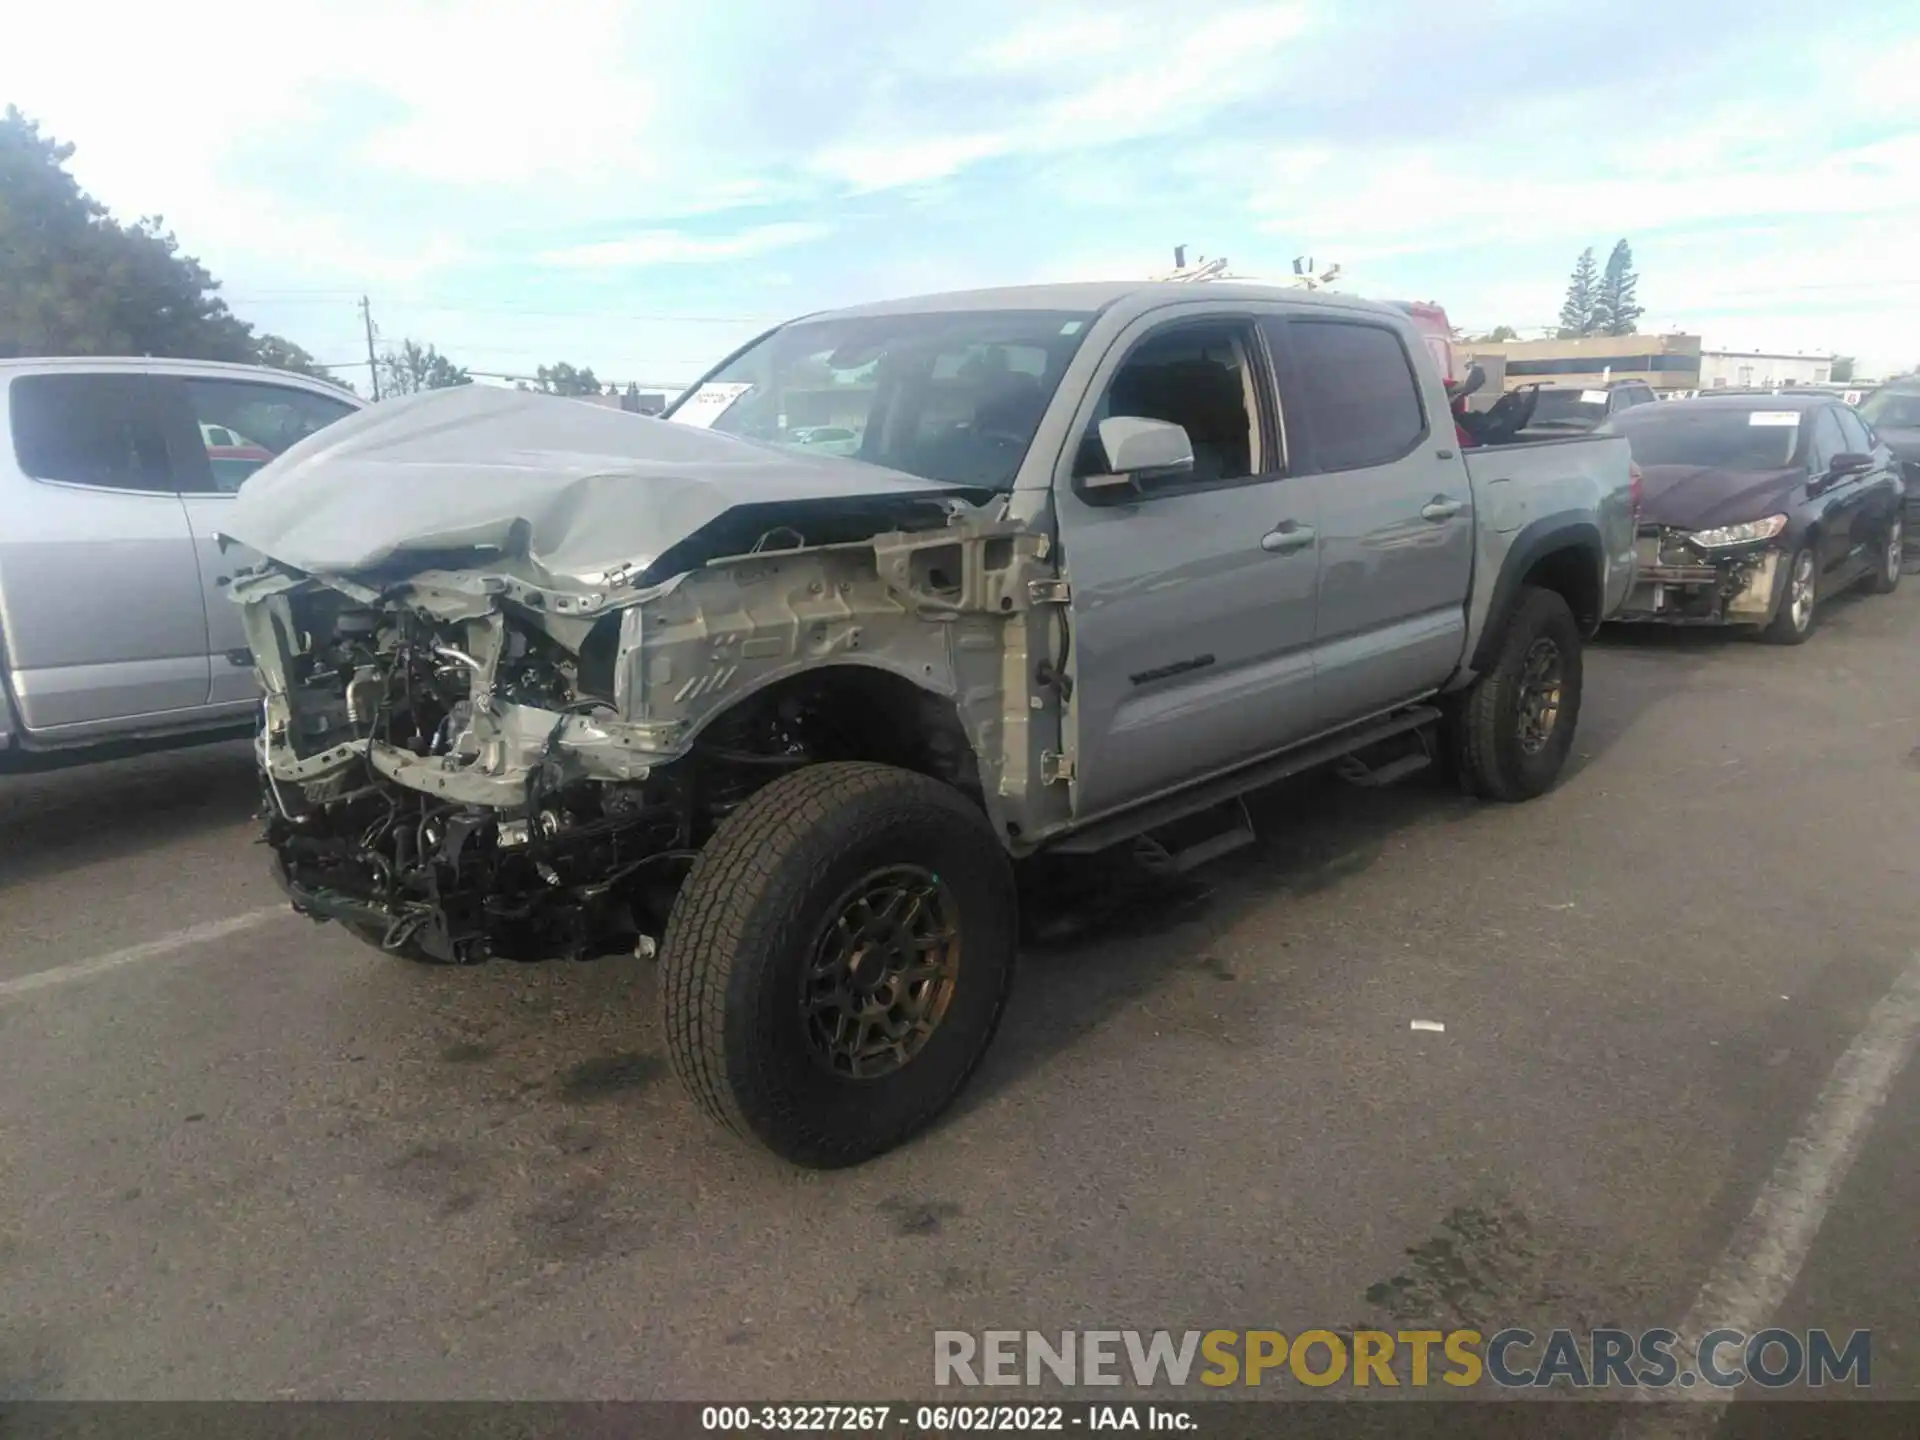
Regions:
[[8, 373, 174, 492]]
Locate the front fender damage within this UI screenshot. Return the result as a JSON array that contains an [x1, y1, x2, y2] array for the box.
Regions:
[[242, 500, 1067, 963]]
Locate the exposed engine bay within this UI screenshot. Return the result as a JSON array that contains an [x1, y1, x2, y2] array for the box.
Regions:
[[238, 497, 1062, 966]]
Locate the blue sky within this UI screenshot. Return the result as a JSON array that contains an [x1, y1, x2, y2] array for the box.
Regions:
[[7, 0, 1919, 389]]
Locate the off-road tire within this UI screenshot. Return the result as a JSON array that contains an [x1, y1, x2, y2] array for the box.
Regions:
[[1453, 585, 1583, 803], [1865, 517, 1903, 595], [658, 761, 1018, 1168], [1761, 546, 1819, 645]]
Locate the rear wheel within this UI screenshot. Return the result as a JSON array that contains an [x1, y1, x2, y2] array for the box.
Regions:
[[1762, 546, 1819, 644], [1453, 585, 1583, 803], [1865, 517, 1903, 595], [659, 762, 1017, 1168]]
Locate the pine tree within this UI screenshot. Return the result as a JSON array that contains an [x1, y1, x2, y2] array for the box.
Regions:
[[1594, 239, 1643, 337], [1557, 248, 1599, 339]]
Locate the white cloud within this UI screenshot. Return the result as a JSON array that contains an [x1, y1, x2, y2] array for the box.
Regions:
[[806, 3, 1311, 192], [8, 1, 1920, 382], [540, 221, 832, 268]]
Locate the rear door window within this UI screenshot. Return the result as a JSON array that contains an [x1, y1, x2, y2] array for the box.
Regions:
[[168, 377, 358, 492], [8, 374, 174, 492], [1276, 318, 1428, 472]]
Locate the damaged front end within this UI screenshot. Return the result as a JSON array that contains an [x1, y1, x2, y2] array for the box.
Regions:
[[225, 385, 1069, 965], [1614, 523, 1786, 626], [238, 497, 1058, 966], [244, 565, 682, 963]]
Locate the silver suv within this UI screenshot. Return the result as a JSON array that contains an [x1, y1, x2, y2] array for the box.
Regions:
[[0, 357, 362, 768]]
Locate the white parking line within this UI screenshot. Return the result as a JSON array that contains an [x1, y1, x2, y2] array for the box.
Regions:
[[1614, 949, 1920, 1438], [0, 907, 290, 1001]]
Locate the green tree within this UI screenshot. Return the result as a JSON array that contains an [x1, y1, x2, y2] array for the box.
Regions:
[[1, 106, 342, 378], [377, 339, 471, 395], [1474, 324, 1519, 343], [256, 332, 354, 393], [533, 361, 601, 396], [0, 106, 260, 360], [1592, 239, 1643, 337], [1556, 248, 1599, 338], [1831, 356, 1855, 384]]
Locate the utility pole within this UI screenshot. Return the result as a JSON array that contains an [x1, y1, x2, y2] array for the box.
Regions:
[[359, 296, 381, 400]]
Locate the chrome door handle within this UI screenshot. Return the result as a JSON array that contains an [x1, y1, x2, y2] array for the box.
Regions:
[[1260, 522, 1317, 555], [1420, 497, 1465, 522]]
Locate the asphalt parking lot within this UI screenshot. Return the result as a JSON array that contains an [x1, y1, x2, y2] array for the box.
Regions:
[[2, 579, 1917, 1418]]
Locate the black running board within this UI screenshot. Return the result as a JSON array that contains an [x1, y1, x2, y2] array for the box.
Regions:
[[1048, 705, 1443, 856]]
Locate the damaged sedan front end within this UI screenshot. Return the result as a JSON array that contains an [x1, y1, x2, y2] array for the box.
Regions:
[[1617, 514, 1790, 626], [227, 385, 1063, 966]]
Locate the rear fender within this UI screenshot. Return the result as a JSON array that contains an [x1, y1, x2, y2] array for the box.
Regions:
[[1466, 513, 1606, 675]]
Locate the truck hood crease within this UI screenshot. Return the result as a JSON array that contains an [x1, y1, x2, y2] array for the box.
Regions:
[[220, 384, 979, 587]]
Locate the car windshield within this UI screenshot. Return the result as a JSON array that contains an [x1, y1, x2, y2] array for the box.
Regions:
[[1858, 388, 1920, 430], [667, 308, 1096, 489], [1605, 405, 1804, 469], [1529, 389, 1611, 426]]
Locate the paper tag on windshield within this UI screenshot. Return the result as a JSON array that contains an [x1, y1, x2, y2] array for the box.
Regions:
[[1749, 410, 1800, 427], [668, 381, 753, 428], [1580, 390, 1609, 405]]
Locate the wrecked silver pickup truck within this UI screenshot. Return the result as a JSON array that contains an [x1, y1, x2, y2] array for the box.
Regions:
[[226, 281, 1636, 1167]]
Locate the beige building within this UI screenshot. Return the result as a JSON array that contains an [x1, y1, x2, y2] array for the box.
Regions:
[[1697, 350, 1837, 389], [1459, 333, 1704, 393]]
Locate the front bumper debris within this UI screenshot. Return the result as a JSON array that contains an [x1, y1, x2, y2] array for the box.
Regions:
[[1613, 526, 1785, 626]]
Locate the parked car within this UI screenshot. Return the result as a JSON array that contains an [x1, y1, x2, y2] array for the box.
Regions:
[[788, 424, 863, 458], [225, 281, 1636, 1167], [1601, 391, 1905, 642], [199, 420, 278, 490], [1856, 378, 1920, 568], [1513, 380, 1662, 437], [0, 358, 363, 769]]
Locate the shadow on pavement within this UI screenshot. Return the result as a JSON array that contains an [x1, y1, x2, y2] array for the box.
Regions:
[[955, 636, 1695, 1117], [0, 739, 257, 894]]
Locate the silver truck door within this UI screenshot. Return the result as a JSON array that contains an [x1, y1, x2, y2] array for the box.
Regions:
[[1265, 312, 1473, 721], [0, 372, 211, 733], [158, 374, 361, 708], [1053, 309, 1321, 820]]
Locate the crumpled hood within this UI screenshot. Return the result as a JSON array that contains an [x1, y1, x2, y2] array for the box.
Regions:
[[221, 385, 967, 585], [1638, 464, 1807, 531]]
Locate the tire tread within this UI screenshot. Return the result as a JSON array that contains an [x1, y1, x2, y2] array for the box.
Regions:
[[1454, 585, 1582, 804], [658, 761, 1014, 1167]]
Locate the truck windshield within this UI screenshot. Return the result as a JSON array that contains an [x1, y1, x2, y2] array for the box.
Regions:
[[1604, 406, 1803, 470], [667, 309, 1096, 490], [1858, 388, 1920, 430]]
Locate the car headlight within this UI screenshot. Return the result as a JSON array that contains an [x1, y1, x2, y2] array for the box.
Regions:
[[1689, 514, 1789, 548]]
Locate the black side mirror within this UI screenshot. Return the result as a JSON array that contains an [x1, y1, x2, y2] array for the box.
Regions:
[[1827, 451, 1874, 479]]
